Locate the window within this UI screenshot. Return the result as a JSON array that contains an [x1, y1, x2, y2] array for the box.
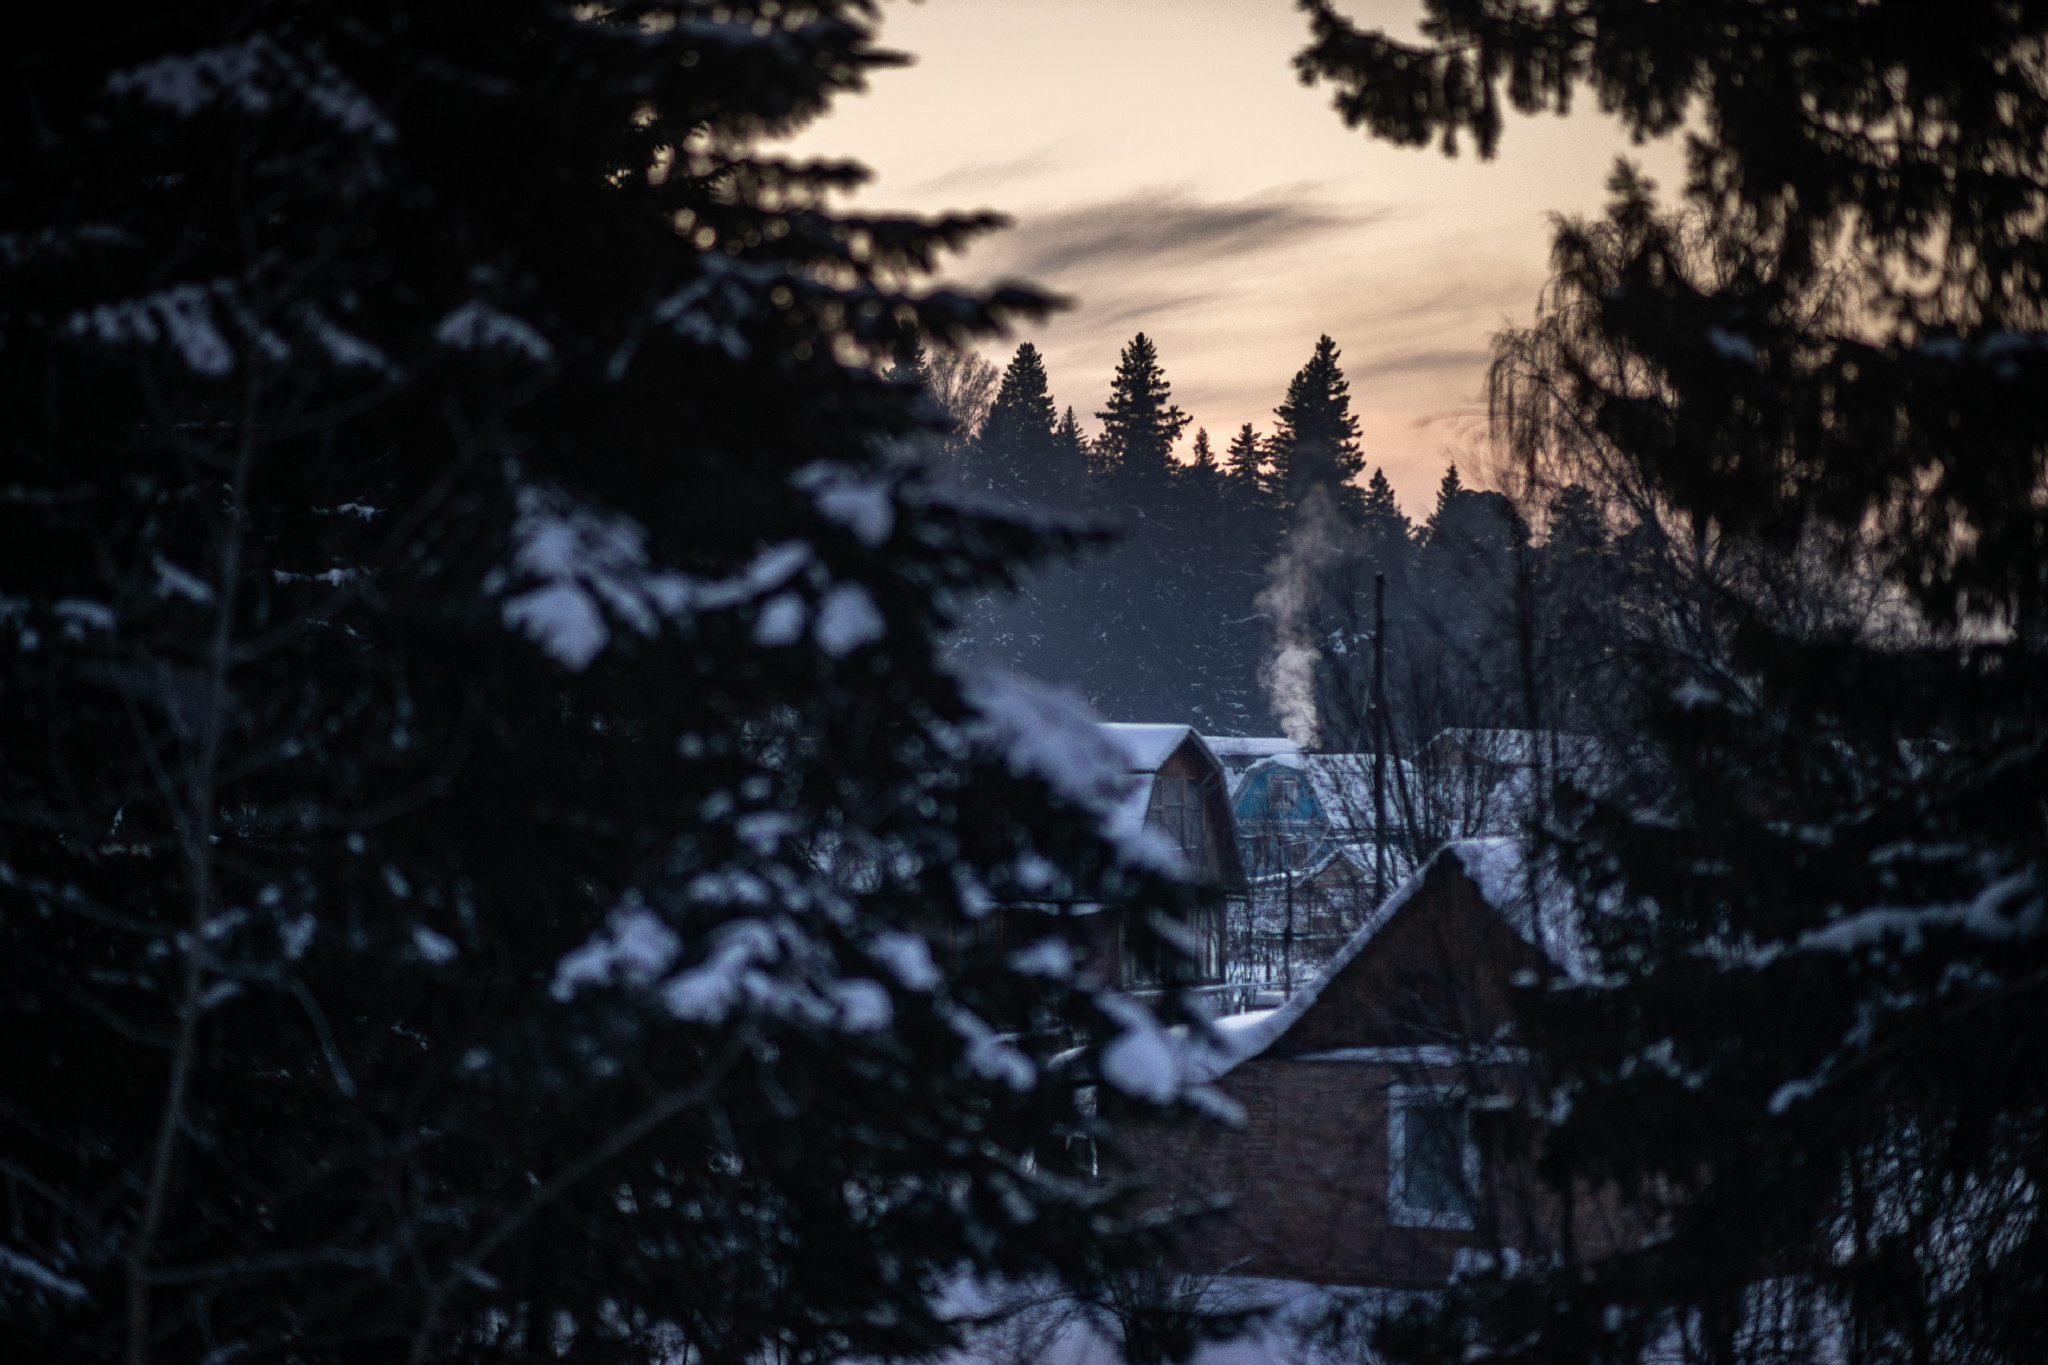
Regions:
[[1268, 772, 1298, 809], [1388, 1087, 1478, 1229], [1155, 776, 1203, 860]]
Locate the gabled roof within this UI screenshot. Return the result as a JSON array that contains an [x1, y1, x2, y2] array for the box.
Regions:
[[1095, 723, 1244, 891], [1188, 838, 1588, 1080], [1204, 736, 1300, 768], [1100, 723, 1207, 774]]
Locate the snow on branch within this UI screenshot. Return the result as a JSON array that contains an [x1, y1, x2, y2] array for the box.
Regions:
[[495, 483, 811, 670], [107, 34, 396, 143], [647, 255, 790, 362], [0, 1245, 88, 1302], [434, 302, 554, 365], [67, 283, 235, 376], [551, 898, 681, 1001], [553, 903, 899, 1037], [497, 481, 898, 671], [957, 667, 1183, 874], [793, 462, 895, 547], [1797, 872, 2044, 956]]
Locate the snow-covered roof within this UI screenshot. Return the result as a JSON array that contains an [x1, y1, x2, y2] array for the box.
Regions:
[[1243, 841, 1376, 893], [958, 671, 1182, 874], [1100, 723, 1203, 774], [1185, 838, 1588, 1081], [1204, 736, 1300, 765], [1091, 722, 1246, 888]]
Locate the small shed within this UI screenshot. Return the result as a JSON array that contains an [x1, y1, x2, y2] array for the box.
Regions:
[[1114, 839, 1609, 1289]]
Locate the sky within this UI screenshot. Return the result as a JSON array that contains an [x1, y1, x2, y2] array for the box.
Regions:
[[783, 0, 1688, 515]]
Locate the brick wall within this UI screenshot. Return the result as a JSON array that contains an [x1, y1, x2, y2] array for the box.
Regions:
[[1112, 853, 1598, 1289], [1116, 1057, 1483, 1288]]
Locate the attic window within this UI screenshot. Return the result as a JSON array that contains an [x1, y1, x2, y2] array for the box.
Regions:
[[1157, 776, 1202, 858], [1388, 1086, 1478, 1230], [1268, 773, 1298, 807]]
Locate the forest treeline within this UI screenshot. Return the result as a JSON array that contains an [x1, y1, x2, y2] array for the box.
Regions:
[[919, 332, 1630, 756]]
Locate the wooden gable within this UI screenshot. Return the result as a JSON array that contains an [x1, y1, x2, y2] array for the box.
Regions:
[[1142, 733, 1246, 894], [1274, 853, 1547, 1055], [1108, 842, 1606, 1290]]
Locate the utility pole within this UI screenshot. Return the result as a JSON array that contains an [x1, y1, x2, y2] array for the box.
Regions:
[[1372, 571, 1387, 906]]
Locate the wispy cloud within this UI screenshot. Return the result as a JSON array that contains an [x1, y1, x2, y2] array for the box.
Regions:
[[905, 152, 1059, 198], [974, 185, 1392, 286], [946, 184, 1522, 502]]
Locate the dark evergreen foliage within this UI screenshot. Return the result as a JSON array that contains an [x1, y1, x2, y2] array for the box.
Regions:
[[1094, 334, 1191, 488], [0, 5, 1211, 1361], [1359, 467, 1407, 562], [980, 344, 1060, 464], [1054, 405, 1088, 466], [1301, 1, 2048, 1361], [1268, 335, 1365, 518], [1224, 423, 1268, 497], [971, 342, 1069, 505], [950, 339, 1281, 731]]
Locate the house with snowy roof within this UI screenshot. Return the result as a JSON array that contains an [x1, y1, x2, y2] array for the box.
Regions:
[[1203, 736, 1300, 789], [1097, 725, 1245, 894], [981, 723, 1245, 996], [1091, 724, 1244, 988], [1112, 838, 1619, 1290], [1229, 750, 1408, 877], [1221, 750, 1418, 991]]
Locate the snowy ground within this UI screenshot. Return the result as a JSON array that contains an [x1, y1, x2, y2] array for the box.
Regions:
[[921, 1275, 1415, 1365]]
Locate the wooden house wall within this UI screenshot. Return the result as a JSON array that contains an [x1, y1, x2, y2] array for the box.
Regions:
[[1145, 741, 1243, 890], [1113, 855, 1600, 1289], [1116, 1057, 1511, 1288], [937, 734, 1244, 996]]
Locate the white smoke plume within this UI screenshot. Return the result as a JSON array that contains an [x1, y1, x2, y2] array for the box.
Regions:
[[1256, 481, 1350, 748]]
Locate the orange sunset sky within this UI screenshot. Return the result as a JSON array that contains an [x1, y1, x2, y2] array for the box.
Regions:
[[785, 0, 1688, 514]]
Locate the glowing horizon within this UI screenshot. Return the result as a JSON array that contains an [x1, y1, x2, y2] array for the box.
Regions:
[[785, 0, 1686, 516]]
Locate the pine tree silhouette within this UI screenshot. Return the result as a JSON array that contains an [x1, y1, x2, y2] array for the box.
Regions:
[[979, 344, 1058, 462], [1426, 462, 1465, 537], [1302, 3, 2048, 1359], [1360, 466, 1411, 561], [1225, 423, 1267, 493], [975, 342, 1062, 501], [1270, 334, 1364, 515], [1095, 333, 1190, 487], [0, 6, 1202, 1359]]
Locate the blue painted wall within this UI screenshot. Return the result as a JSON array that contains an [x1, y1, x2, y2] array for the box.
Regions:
[[1231, 760, 1339, 877]]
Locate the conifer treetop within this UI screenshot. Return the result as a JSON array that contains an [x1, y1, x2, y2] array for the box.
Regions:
[[1270, 334, 1364, 508], [1095, 332, 1191, 480], [1055, 405, 1087, 456], [1225, 423, 1266, 485], [1364, 466, 1402, 519], [1434, 463, 1464, 513], [979, 341, 1060, 462]]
